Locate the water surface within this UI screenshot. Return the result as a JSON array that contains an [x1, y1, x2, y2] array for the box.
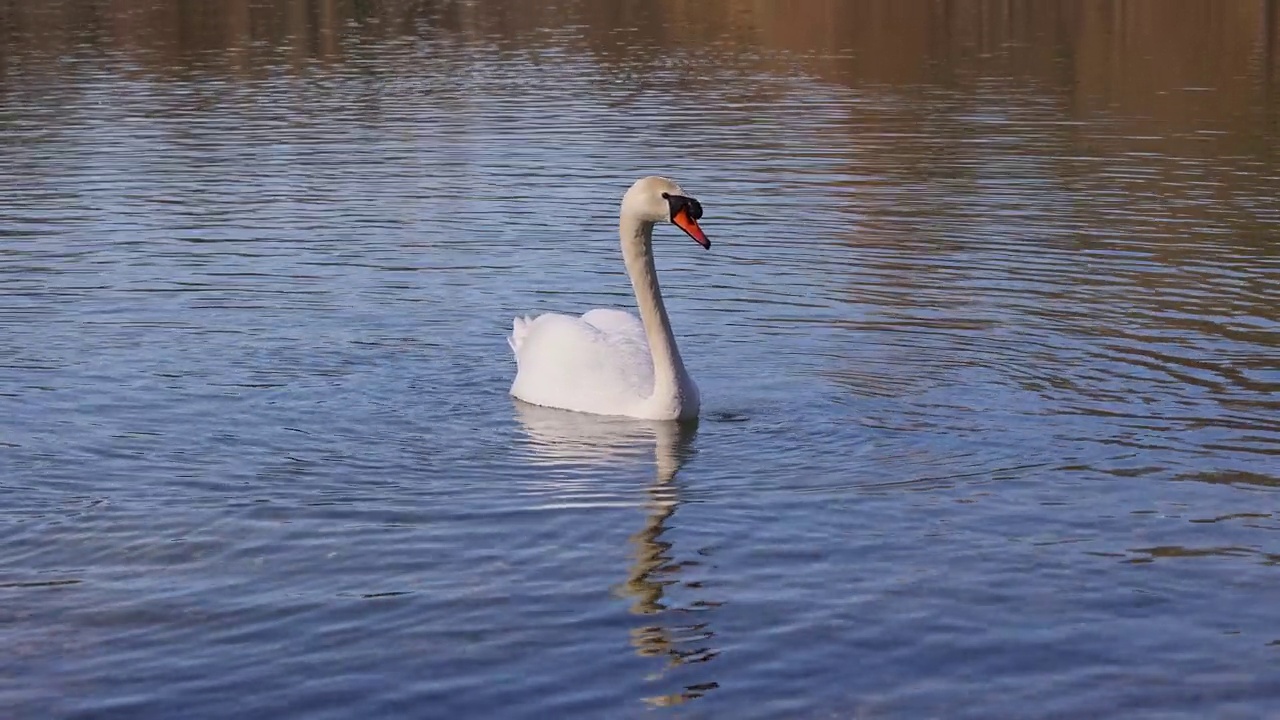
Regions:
[[2, 1, 1279, 718]]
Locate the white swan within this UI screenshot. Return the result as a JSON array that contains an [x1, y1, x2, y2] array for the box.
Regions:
[[508, 176, 711, 421]]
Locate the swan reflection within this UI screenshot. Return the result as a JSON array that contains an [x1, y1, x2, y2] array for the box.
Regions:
[[512, 401, 721, 707]]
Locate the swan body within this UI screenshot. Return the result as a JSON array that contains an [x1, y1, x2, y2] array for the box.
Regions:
[[509, 176, 711, 421]]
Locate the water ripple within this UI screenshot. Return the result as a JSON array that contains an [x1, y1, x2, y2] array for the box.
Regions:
[[2, 2, 1279, 719]]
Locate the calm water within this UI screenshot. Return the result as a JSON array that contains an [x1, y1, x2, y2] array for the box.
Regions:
[[3, 1, 1279, 718]]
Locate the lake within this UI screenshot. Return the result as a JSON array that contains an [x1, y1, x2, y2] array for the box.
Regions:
[[2, 1, 1278, 718]]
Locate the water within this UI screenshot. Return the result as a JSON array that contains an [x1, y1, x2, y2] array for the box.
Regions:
[[2, 1, 1278, 717]]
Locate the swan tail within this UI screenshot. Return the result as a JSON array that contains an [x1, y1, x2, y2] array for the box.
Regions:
[[509, 315, 533, 354]]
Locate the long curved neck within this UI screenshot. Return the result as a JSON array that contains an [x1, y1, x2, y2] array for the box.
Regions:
[[620, 213, 687, 402]]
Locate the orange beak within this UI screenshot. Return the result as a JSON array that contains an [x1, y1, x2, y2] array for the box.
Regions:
[[673, 207, 710, 249]]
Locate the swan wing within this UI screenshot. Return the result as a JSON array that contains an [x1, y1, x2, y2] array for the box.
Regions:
[[509, 311, 654, 416], [581, 308, 646, 342]]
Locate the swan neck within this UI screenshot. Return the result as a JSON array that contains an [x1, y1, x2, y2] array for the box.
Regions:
[[620, 214, 687, 402]]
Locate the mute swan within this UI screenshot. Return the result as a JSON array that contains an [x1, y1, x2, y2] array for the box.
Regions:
[[508, 176, 710, 421]]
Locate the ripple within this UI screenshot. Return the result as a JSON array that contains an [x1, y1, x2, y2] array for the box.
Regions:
[[2, 3, 1280, 719]]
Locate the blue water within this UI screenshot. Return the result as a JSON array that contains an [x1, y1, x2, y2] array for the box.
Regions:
[[2, 2, 1278, 718]]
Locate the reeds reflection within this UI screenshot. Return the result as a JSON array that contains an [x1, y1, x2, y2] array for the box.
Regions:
[[512, 401, 720, 707], [5, 1, 1277, 116]]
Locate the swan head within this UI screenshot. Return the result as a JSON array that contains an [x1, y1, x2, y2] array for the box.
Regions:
[[621, 176, 710, 250]]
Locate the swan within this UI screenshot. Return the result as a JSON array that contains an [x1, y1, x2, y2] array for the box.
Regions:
[[508, 176, 711, 421]]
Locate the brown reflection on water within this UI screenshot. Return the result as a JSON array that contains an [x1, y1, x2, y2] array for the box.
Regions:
[[4, 1, 1276, 187], [4, 1, 1278, 99]]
